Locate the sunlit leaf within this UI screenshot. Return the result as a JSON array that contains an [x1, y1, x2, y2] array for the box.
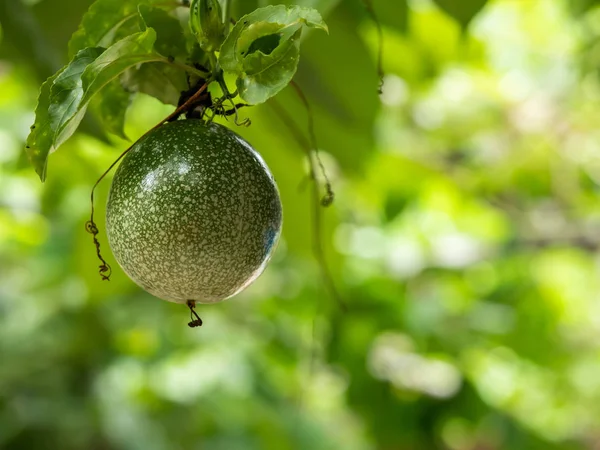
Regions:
[[26, 47, 104, 181], [79, 29, 162, 118], [25, 70, 63, 181], [219, 5, 327, 104], [237, 28, 302, 104], [220, 5, 327, 73], [27, 29, 162, 180]]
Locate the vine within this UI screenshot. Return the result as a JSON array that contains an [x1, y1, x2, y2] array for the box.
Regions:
[[268, 95, 347, 312]]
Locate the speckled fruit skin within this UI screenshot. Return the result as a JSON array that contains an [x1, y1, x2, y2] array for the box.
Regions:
[[106, 119, 282, 304]]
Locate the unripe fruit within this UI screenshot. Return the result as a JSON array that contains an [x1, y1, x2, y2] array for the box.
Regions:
[[106, 119, 282, 304]]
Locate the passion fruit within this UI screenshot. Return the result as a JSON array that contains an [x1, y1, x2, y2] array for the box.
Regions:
[[106, 119, 282, 304]]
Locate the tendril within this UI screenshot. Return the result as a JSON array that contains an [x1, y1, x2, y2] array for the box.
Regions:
[[267, 97, 347, 312], [214, 81, 251, 126], [85, 220, 112, 280], [290, 80, 335, 207]]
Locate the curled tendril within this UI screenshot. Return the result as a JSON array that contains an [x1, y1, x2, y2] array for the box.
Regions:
[[187, 300, 203, 328], [226, 98, 251, 127], [289, 81, 335, 208], [321, 190, 335, 207], [211, 94, 251, 127], [85, 220, 112, 281], [85, 221, 97, 234], [267, 96, 346, 312], [221, 105, 251, 126]]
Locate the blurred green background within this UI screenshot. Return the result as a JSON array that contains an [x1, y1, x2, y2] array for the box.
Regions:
[[3, 0, 600, 449]]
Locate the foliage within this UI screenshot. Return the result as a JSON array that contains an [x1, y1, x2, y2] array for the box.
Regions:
[[3, 0, 600, 449], [219, 5, 328, 104], [23, 0, 327, 180]]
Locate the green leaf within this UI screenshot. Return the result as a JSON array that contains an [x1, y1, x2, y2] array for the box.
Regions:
[[220, 5, 327, 73], [68, 0, 165, 57], [189, 0, 227, 52], [70, 4, 189, 143], [27, 29, 162, 181], [431, 0, 488, 28], [237, 28, 302, 105], [122, 62, 188, 106], [91, 79, 132, 140], [79, 29, 162, 116], [219, 5, 328, 104], [26, 47, 104, 181], [121, 5, 199, 106], [25, 71, 64, 181], [138, 4, 189, 60]]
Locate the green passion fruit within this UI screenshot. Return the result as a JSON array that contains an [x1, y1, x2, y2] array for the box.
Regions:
[[106, 119, 282, 304]]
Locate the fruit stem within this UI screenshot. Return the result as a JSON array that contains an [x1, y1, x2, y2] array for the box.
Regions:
[[187, 300, 203, 328]]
